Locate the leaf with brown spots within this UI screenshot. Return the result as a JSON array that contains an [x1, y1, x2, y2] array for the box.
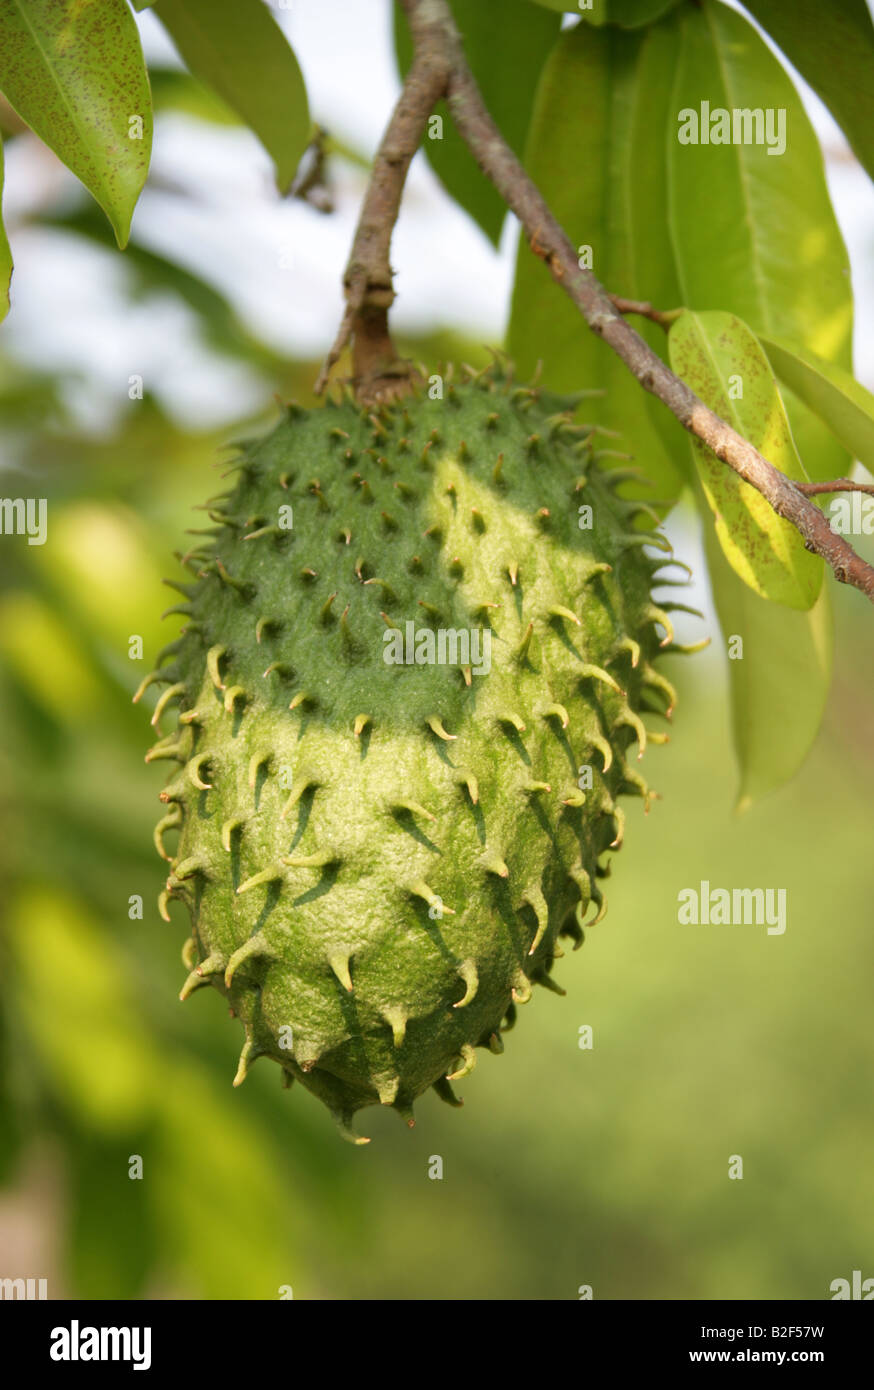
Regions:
[[0, 0, 152, 247], [670, 310, 823, 611]]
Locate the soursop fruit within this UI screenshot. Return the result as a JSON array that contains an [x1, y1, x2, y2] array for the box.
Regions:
[[138, 364, 680, 1142]]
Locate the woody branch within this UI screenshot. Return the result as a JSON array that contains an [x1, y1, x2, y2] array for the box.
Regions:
[[316, 0, 874, 605]]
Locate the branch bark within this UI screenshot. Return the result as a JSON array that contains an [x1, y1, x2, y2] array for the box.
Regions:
[[313, 38, 451, 399], [609, 296, 681, 330], [795, 478, 874, 498], [317, 0, 874, 604]]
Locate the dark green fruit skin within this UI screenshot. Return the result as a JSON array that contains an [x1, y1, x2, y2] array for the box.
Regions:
[[141, 368, 677, 1142]]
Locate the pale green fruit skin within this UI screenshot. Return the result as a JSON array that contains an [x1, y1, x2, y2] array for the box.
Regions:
[[143, 369, 676, 1141]]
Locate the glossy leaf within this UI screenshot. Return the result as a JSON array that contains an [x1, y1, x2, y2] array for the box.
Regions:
[[0, 134, 11, 322], [508, 17, 686, 501], [395, 0, 559, 245], [668, 0, 853, 483], [617, 14, 691, 484], [701, 519, 833, 811], [0, 0, 152, 247], [742, 0, 874, 185], [148, 67, 241, 125], [530, 0, 680, 24], [759, 332, 874, 473], [153, 0, 309, 193], [669, 310, 822, 609], [776, 382, 853, 493]]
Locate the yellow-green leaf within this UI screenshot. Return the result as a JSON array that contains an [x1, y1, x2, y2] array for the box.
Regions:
[[0, 0, 152, 247], [669, 310, 822, 610], [702, 521, 833, 810], [154, 0, 309, 194]]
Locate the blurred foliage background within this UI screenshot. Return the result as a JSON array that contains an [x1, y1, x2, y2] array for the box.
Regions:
[[1, 0, 873, 1300]]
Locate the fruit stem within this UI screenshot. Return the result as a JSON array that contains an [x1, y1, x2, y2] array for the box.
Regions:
[[314, 35, 451, 404]]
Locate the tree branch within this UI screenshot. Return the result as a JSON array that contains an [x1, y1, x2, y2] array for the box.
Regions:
[[609, 296, 681, 331], [318, 0, 874, 604], [313, 39, 451, 400], [795, 477, 874, 498]]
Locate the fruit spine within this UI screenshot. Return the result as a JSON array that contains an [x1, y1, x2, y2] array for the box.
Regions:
[[137, 363, 680, 1142]]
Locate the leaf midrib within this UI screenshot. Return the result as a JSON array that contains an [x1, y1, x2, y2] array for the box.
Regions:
[[6, 0, 107, 184]]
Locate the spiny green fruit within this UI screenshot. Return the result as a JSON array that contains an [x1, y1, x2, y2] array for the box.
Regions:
[[138, 363, 681, 1143]]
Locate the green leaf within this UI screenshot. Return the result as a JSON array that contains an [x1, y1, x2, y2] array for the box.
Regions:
[[148, 67, 241, 125], [153, 0, 309, 194], [668, 0, 853, 483], [0, 0, 152, 247], [758, 332, 874, 474], [529, 0, 680, 24], [777, 381, 853, 494], [67, 1132, 157, 1298], [669, 310, 822, 610], [0, 134, 11, 322], [742, 0, 874, 185], [394, 0, 559, 246], [701, 517, 833, 810], [508, 16, 686, 501]]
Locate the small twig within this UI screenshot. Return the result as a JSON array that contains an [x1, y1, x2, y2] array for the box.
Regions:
[[795, 477, 874, 497], [313, 38, 450, 401], [609, 296, 682, 331]]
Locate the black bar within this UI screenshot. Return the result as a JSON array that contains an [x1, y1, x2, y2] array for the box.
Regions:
[[2, 1298, 869, 1374]]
